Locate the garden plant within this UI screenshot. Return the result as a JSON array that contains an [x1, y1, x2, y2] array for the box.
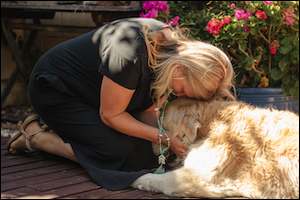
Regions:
[[140, 1, 299, 97]]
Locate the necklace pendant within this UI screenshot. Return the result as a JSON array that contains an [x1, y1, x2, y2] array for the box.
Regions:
[[154, 164, 166, 174], [158, 154, 166, 165]]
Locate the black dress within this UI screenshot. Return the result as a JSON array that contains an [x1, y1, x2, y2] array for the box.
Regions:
[[28, 18, 169, 190]]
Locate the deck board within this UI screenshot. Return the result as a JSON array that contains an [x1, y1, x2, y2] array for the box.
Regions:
[[1, 136, 248, 199], [1, 136, 198, 199]]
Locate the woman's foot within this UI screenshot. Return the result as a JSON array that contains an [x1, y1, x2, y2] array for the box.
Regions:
[[6, 115, 45, 154], [8, 121, 43, 153]]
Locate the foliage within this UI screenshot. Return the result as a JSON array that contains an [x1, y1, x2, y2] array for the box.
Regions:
[[205, 1, 299, 97], [140, 1, 299, 97], [140, 1, 212, 41]]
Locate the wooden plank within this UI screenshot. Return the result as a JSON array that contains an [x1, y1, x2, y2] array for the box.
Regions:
[[101, 189, 157, 199], [140, 193, 184, 199], [1, 3, 142, 12], [1, 137, 10, 145], [1, 167, 87, 191], [41, 181, 101, 198], [1, 137, 9, 142], [1, 162, 80, 183], [61, 188, 132, 199], [1, 153, 27, 160], [1, 154, 47, 167], [1, 159, 66, 175], [28, 174, 92, 191], [1, 187, 47, 199]]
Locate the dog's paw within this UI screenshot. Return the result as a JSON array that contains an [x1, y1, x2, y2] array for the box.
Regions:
[[131, 174, 159, 192]]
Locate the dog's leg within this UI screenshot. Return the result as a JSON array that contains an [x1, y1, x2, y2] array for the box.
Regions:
[[131, 167, 241, 198]]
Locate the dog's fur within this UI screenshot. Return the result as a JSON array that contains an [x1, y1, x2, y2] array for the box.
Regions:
[[131, 97, 299, 199]]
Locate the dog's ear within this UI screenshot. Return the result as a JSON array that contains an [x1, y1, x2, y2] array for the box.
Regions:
[[173, 107, 201, 144], [189, 121, 201, 142]]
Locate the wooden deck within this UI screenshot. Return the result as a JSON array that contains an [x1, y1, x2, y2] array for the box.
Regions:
[[1, 135, 247, 199], [1, 136, 195, 199]]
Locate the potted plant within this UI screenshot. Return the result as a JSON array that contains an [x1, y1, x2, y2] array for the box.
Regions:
[[140, 1, 299, 114], [204, 1, 299, 114]]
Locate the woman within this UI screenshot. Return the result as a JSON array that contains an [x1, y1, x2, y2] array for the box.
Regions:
[[6, 18, 236, 190]]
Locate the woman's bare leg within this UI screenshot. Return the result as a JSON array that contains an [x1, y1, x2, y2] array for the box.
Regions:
[[9, 121, 78, 162]]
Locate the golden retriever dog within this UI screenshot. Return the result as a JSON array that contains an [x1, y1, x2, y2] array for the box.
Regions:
[[131, 97, 299, 199]]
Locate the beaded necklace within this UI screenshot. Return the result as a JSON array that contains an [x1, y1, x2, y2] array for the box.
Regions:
[[154, 89, 170, 174]]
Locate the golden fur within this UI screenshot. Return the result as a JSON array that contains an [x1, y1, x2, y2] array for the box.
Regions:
[[131, 97, 299, 199]]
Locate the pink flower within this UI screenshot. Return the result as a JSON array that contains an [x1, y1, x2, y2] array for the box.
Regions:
[[283, 7, 296, 25], [271, 49, 276, 54], [223, 16, 231, 24], [147, 8, 158, 18], [206, 18, 221, 35], [142, 1, 155, 11], [230, 3, 235, 10], [263, 1, 273, 5], [270, 40, 280, 49], [245, 11, 253, 20], [166, 16, 180, 26], [255, 10, 267, 19], [158, 1, 169, 13], [235, 9, 245, 21], [171, 16, 180, 25], [269, 41, 279, 55], [140, 12, 149, 18], [235, 9, 252, 21], [262, 11, 267, 19], [243, 26, 250, 32]]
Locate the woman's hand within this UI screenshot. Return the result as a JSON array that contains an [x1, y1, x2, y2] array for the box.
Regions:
[[165, 130, 189, 159]]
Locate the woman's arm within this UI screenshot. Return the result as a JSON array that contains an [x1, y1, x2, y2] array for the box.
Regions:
[[100, 75, 160, 144], [99, 76, 188, 158]]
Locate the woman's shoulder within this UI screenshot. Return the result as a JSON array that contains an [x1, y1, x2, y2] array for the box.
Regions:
[[99, 18, 169, 38]]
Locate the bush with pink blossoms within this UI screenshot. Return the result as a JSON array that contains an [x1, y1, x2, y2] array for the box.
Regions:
[[205, 1, 299, 97], [139, 1, 179, 27]]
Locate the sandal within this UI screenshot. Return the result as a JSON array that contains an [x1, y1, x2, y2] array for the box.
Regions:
[[6, 114, 45, 154]]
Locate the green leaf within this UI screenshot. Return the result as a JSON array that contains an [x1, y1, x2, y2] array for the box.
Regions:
[[281, 36, 294, 45], [250, 28, 258, 36], [289, 81, 299, 97], [239, 53, 247, 63], [282, 74, 291, 85], [270, 68, 283, 80], [254, 73, 262, 82], [278, 57, 288, 71], [281, 84, 290, 95], [292, 46, 299, 61], [239, 42, 247, 51], [279, 45, 293, 54]]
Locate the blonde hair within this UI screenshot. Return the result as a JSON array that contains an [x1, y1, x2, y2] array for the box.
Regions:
[[141, 24, 236, 103]]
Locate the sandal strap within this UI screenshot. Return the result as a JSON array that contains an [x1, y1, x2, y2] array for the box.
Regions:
[[25, 138, 35, 152], [21, 128, 45, 153]]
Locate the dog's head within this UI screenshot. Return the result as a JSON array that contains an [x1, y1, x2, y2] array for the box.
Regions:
[[163, 97, 202, 144], [152, 97, 203, 169]]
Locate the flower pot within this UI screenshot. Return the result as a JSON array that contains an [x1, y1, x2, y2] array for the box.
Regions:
[[236, 88, 299, 115]]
